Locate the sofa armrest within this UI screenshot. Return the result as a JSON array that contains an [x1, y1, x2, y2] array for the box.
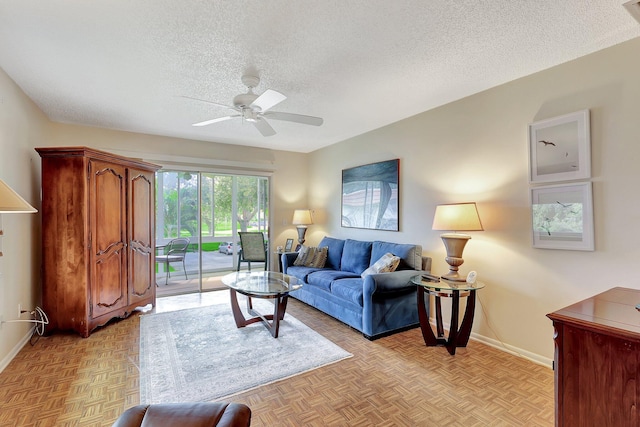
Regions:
[[363, 269, 425, 297], [281, 252, 298, 273]]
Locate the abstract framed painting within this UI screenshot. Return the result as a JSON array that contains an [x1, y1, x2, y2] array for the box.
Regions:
[[341, 159, 399, 231], [528, 110, 591, 183], [531, 182, 594, 251]]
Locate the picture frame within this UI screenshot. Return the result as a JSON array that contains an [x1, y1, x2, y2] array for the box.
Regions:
[[531, 182, 594, 251], [528, 110, 590, 183], [341, 159, 399, 231], [284, 238, 294, 252]]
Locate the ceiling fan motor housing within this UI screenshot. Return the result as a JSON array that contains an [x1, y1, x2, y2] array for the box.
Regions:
[[233, 74, 261, 109], [241, 74, 260, 89], [233, 92, 259, 109]]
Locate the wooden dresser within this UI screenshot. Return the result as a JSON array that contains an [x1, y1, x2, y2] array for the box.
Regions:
[[547, 287, 640, 426], [36, 147, 160, 337]]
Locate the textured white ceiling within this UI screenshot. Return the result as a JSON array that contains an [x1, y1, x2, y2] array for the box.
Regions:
[[0, 1, 638, 153]]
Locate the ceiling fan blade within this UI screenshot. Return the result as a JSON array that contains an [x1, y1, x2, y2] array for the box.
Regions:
[[253, 118, 276, 136], [181, 95, 237, 111], [192, 115, 240, 127], [264, 111, 324, 126], [251, 89, 286, 112]]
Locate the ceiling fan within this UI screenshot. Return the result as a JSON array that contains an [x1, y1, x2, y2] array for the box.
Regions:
[[186, 74, 323, 137]]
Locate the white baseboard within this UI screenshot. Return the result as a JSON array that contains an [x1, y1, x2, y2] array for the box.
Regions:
[[0, 326, 35, 374], [429, 320, 553, 368], [470, 332, 553, 368]]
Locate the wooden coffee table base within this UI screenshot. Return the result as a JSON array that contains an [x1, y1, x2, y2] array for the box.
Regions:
[[229, 288, 289, 338]]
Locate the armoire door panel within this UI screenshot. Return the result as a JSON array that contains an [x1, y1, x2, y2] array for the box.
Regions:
[[130, 245, 152, 299], [91, 160, 128, 315], [129, 170, 155, 301], [92, 163, 126, 251], [92, 247, 127, 317]]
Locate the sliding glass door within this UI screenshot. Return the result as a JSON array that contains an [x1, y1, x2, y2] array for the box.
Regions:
[[156, 170, 269, 293]]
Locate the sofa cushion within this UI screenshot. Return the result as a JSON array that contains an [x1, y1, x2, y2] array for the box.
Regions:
[[318, 236, 345, 270], [340, 239, 373, 274], [331, 278, 364, 307], [293, 245, 328, 268], [286, 265, 326, 283], [361, 252, 401, 277], [371, 241, 422, 270], [307, 270, 360, 292]]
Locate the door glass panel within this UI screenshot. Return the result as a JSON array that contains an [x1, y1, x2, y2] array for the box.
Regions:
[[156, 170, 269, 296], [155, 172, 199, 289], [236, 175, 269, 271]]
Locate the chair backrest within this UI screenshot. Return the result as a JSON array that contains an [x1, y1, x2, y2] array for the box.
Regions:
[[166, 237, 190, 255], [238, 232, 266, 262]]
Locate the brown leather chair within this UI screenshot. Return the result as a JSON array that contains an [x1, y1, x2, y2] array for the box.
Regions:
[[112, 402, 251, 427]]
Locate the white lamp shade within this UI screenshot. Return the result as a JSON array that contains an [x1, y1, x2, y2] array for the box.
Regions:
[[0, 179, 37, 213], [292, 209, 313, 225], [432, 202, 482, 232]]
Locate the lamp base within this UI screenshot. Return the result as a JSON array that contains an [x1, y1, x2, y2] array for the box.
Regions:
[[440, 233, 471, 282], [296, 226, 308, 247]]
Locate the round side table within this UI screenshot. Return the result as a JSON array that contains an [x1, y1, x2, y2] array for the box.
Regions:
[[410, 275, 485, 355]]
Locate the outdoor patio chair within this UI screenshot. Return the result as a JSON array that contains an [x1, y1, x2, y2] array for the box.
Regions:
[[237, 232, 267, 271], [156, 237, 190, 285]]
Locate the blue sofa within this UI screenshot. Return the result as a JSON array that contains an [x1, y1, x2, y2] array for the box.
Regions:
[[282, 237, 431, 339]]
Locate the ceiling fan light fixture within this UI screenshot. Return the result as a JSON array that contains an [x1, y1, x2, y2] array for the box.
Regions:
[[244, 109, 258, 122]]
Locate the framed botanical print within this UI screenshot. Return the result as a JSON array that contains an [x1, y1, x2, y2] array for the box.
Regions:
[[531, 182, 594, 251], [528, 110, 591, 183]]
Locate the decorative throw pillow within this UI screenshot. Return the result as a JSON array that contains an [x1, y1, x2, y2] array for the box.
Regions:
[[361, 252, 401, 278], [293, 245, 311, 266], [293, 246, 328, 268], [308, 247, 328, 268]]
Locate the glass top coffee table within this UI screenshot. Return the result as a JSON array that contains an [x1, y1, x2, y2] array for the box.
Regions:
[[221, 271, 302, 338]]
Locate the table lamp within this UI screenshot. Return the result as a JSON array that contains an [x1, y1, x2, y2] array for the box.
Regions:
[[0, 178, 37, 256], [292, 209, 313, 247], [432, 202, 483, 281]]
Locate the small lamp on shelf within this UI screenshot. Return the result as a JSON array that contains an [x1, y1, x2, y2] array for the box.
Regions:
[[292, 209, 313, 248], [0, 178, 37, 256], [432, 202, 483, 282]]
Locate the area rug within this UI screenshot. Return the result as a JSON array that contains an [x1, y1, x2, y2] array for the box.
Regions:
[[139, 299, 352, 404]]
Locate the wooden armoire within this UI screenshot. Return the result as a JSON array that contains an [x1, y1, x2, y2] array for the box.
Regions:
[[36, 147, 161, 337]]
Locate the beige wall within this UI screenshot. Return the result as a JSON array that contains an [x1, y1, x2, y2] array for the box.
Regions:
[[0, 67, 48, 367], [307, 37, 640, 364]]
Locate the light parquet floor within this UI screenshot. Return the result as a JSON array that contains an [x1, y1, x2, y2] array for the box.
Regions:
[[0, 290, 554, 426]]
